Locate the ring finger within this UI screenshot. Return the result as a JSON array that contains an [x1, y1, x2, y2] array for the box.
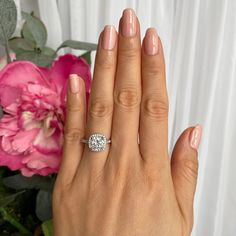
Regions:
[[80, 25, 118, 170]]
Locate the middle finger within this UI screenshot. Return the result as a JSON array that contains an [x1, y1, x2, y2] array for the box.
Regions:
[[111, 9, 142, 157]]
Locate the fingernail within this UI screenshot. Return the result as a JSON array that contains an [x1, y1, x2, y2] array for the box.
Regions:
[[102, 25, 117, 50], [69, 74, 80, 94], [121, 8, 137, 37], [144, 28, 159, 55], [190, 125, 203, 150]]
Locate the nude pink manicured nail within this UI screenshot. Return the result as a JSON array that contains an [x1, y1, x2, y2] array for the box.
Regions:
[[102, 25, 117, 50], [190, 125, 203, 150], [144, 28, 159, 55], [69, 74, 80, 94], [121, 8, 137, 37]]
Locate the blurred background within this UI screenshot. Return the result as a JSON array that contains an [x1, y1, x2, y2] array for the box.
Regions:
[[5, 0, 236, 235]]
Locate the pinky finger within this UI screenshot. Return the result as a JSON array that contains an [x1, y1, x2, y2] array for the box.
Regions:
[[57, 74, 86, 185]]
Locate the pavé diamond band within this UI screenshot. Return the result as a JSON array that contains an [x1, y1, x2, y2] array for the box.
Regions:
[[80, 133, 111, 152]]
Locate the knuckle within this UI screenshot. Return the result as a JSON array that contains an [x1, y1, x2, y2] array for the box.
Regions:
[[67, 103, 82, 113], [182, 159, 199, 182], [64, 128, 84, 144], [142, 57, 165, 77], [96, 53, 114, 70], [142, 95, 169, 120], [89, 99, 113, 118], [119, 45, 140, 62], [115, 87, 140, 110], [143, 64, 163, 78]]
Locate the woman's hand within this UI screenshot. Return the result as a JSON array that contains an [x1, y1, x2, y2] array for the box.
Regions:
[[53, 8, 202, 236]]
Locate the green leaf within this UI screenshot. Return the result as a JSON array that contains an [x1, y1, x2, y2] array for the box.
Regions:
[[80, 51, 92, 66], [16, 51, 54, 67], [0, 190, 25, 208], [41, 47, 56, 57], [2, 174, 55, 191], [0, 207, 31, 235], [21, 22, 35, 42], [36, 190, 52, 221], [22, 12, 47, 49], [9, 37, 36, 53], [0, 0, 17, 45], [42, 219, 53, 236], [57, 40, 97, 52]]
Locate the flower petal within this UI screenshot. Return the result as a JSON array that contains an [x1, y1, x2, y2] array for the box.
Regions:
[[0, 142, 24, 170], [1, 136, 13, 153], [37, 167, 58, 176], [22, 152, 60, 169], [0, 115, 19, 131], [4, 103, 19, 115], [12, 129, 39, 153], [21, 166, 58, 177], [0, 61, 51, 88], [49, 54, 91, 96], [21, 152, 60, 176], [19, 112, 41, 130], [33, 129, 61, 154], [0, 85, 22, 107], [21, 167, 35, 177]]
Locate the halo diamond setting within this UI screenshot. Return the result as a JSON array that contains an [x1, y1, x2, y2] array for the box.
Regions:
[[88, 133, 108, 152], [81, 133, 111, 152]]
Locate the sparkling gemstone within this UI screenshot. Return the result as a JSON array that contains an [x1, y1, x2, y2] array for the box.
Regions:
[[88, 133, 107, 152]]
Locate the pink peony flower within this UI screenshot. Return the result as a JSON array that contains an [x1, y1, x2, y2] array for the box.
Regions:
[[0, 54, 91, 176]]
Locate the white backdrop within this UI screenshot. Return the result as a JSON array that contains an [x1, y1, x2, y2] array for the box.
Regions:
[[18, 1, 236, 235]]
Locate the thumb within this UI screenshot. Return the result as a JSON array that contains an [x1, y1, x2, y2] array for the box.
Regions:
[[171, 125, 202, 228]]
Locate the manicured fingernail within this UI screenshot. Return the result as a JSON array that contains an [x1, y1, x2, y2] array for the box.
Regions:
[[69, 74, 80, 94], [102, 25, 117, 50], [144, 28, 159, 55], [190, 125, 203, 150], [121, 8, 137, 37]]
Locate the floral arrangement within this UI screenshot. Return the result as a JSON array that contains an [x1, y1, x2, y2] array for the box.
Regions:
[[0, 0, 95, 235]]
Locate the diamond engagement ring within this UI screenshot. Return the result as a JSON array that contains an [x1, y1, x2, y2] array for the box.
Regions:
[[80, 133, 111, 152]]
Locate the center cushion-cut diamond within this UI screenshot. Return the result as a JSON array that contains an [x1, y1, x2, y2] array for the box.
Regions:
[[88, 133, 107, 152]]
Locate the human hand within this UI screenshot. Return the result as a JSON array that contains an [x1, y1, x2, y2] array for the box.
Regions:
[[52, 8, 202, 236]]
